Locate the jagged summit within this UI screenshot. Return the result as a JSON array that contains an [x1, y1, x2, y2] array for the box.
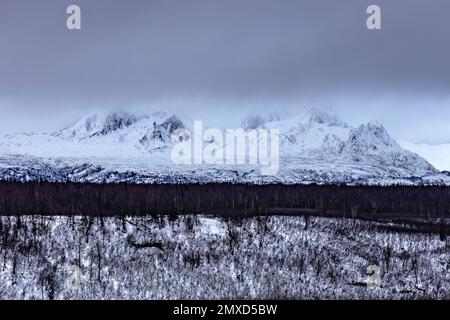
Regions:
[[303, 108, 347, 127], [53, 110, 187, 147], [350, 122, 398, 152], [139, 115, 186, 148], [241, 112, 281, 130]]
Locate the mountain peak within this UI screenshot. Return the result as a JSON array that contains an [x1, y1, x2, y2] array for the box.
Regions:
[[91, 111, 144, 136], [139, 114, 186, 147], [357, 121, 397, 147], [54, 110, 150, 141], [241, 113, 281, 130]]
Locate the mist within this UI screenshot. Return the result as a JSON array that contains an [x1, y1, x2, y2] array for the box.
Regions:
[[0, 0, 449, 144]]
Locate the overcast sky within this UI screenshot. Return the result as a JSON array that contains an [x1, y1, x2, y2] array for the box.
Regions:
[[0, 0, 449, 143]]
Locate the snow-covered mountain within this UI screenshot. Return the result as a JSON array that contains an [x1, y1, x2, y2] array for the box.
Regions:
[[0, 109, 448, 184], [399, 141, 450, 172]]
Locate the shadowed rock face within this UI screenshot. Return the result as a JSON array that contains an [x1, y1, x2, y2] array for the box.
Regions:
[[139, 115, 186, 148], [160, 115, 185, 135]]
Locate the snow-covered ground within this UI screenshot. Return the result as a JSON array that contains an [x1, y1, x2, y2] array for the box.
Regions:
[[0, 215, 448, 299]]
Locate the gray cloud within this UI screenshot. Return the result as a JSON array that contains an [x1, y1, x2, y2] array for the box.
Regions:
[[0, 0, 449, 142]]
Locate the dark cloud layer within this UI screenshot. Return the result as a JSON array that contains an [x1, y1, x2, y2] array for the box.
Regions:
[[0, 0, 449, 142]]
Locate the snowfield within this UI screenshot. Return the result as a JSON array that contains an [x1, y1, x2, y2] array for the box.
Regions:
[[0, 215, 448, 299]]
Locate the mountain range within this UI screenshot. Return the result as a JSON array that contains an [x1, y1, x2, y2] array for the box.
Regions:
[[0, 109, 448, 184], [398, 140, 450, 172]]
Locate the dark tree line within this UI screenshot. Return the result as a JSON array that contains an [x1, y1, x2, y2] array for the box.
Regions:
[[0, 182, 449, 220]]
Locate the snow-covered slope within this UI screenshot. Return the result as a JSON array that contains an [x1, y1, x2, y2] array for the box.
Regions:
[[0, 109, 448, 184]]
